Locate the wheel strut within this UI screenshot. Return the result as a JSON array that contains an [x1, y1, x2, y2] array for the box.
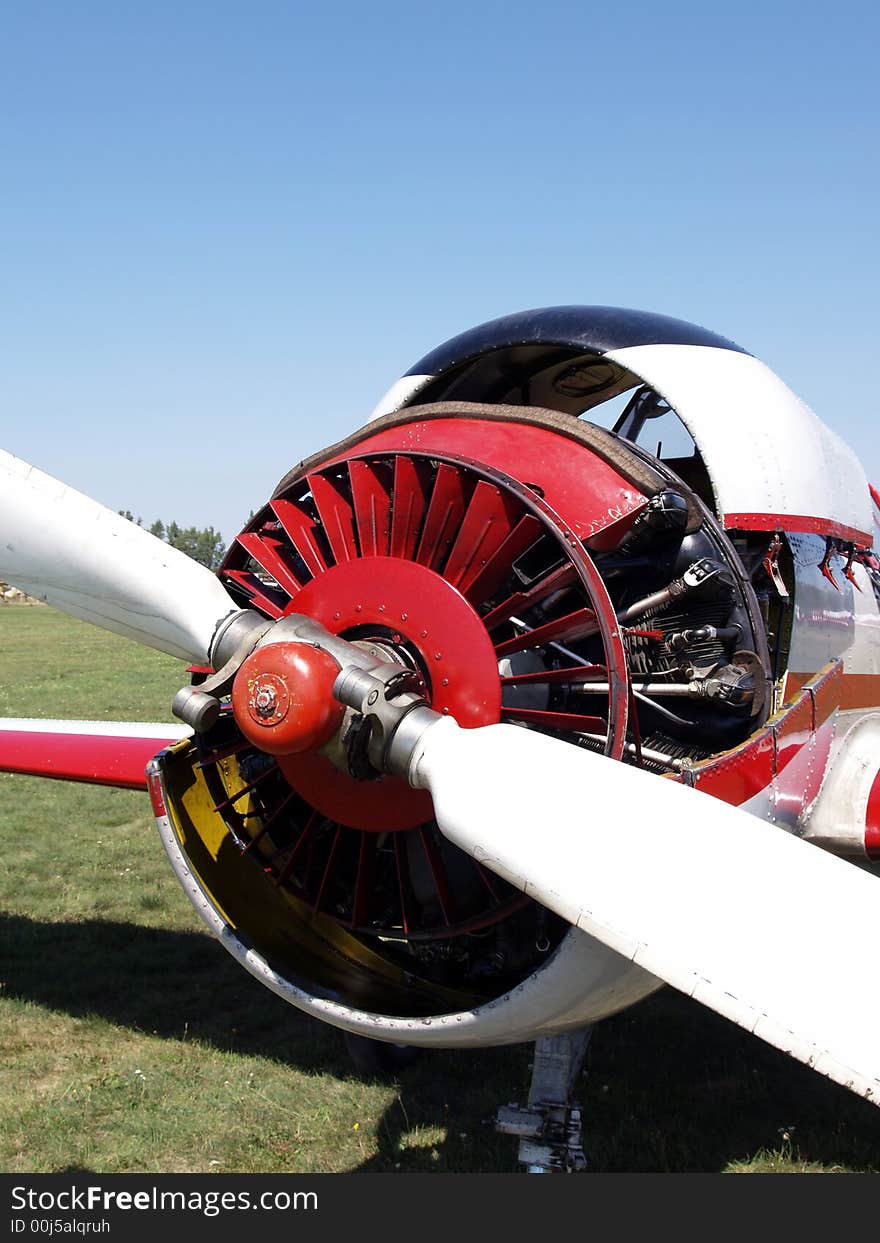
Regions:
[[496, 1029, 592, 1172]]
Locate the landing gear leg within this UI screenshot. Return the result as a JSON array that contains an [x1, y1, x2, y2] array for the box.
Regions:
[[496, 1029, 591, 1172]]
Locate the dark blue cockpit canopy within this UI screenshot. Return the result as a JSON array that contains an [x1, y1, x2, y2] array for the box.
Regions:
[[407, 305, 748, 377]]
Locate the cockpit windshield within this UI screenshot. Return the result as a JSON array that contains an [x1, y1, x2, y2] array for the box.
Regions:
[[613, 386, 714, 510], [613, 386, 697, 461]]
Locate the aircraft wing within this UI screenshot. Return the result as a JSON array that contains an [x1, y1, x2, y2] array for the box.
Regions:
[[0, 719, 190, 789]]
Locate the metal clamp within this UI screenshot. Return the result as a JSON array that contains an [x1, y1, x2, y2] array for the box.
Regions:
[[333, 662, 436, 778], [172, 610, 271, 731]]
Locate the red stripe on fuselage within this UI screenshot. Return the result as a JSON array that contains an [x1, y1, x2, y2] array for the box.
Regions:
[[723, 512, 872, 545]]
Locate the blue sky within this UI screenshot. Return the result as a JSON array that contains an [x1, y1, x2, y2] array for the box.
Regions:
[[2, 1, 878, 541]]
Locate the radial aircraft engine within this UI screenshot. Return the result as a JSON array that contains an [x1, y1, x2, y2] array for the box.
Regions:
[[3, 307, 880, 1159]]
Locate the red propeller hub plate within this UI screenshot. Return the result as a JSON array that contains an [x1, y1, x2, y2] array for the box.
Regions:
[[278, 556, 502, 831]]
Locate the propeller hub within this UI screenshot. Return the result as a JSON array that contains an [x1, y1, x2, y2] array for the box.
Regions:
[[231, 642, 344, 755], [250, 675, 287, 722], [274, 555, 503, 831]]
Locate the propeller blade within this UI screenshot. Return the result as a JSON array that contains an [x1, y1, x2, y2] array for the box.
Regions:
[[409, 717, 880, 1104], [0, 449, 238, 662]]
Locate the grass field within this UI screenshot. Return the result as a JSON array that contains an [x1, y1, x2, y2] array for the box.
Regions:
[[1, 605, 879, 1173]]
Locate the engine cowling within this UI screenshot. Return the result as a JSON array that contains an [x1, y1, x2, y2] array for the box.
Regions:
[[149, 399, 771, 1045]]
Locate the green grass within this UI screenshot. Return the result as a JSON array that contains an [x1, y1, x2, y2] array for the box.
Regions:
[[1, 606, 879, 1173]]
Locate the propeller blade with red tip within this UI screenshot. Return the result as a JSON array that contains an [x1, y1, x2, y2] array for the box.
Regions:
[[407, 716, 880, 1104], [0, 449, 238, 662]]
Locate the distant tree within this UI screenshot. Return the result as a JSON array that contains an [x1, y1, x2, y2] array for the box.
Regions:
[[193, 526, 225, 571], [168, 525, 196, 559], [165, 524, 226, 571], [118, 512, 226, 569]]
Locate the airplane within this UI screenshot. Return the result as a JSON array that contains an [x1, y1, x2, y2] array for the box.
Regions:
[[2, 304, 880, 1173]]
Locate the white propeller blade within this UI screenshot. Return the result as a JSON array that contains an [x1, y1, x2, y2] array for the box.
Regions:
[[410, 717, 880, 1104], [0, 449, 237, 662]]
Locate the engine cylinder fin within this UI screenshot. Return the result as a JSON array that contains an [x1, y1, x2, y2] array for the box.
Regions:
[[444, 480, 520, 593], [234, 531, 304, 599], [302, 815, 322, 890], [212, 760, 280, 812], [313, 823, 344, 913], [501, 664, 606, 686], [307, 473, 358, 564], [463, 513, 544, 606], [481, 562, 579, 630], [195, 738, 253, 767], [418, 825, 456, 926], [389, 455, 431, 560], [221, 569, 286, 618], [241, 786, 298, 853], [622, 600, 733, 677], [393, 832, 412, 936], [500, 707, 607, 733], [351, 831, 378, 929], [348, 459, 391, 558], [494, 608, 598, 658], [269, 497, 332, 577], [415, 462, 472, 570], [275, 809, 320, 886]]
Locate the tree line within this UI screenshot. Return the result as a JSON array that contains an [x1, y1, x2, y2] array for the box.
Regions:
[[118, 512, 226, 570]]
